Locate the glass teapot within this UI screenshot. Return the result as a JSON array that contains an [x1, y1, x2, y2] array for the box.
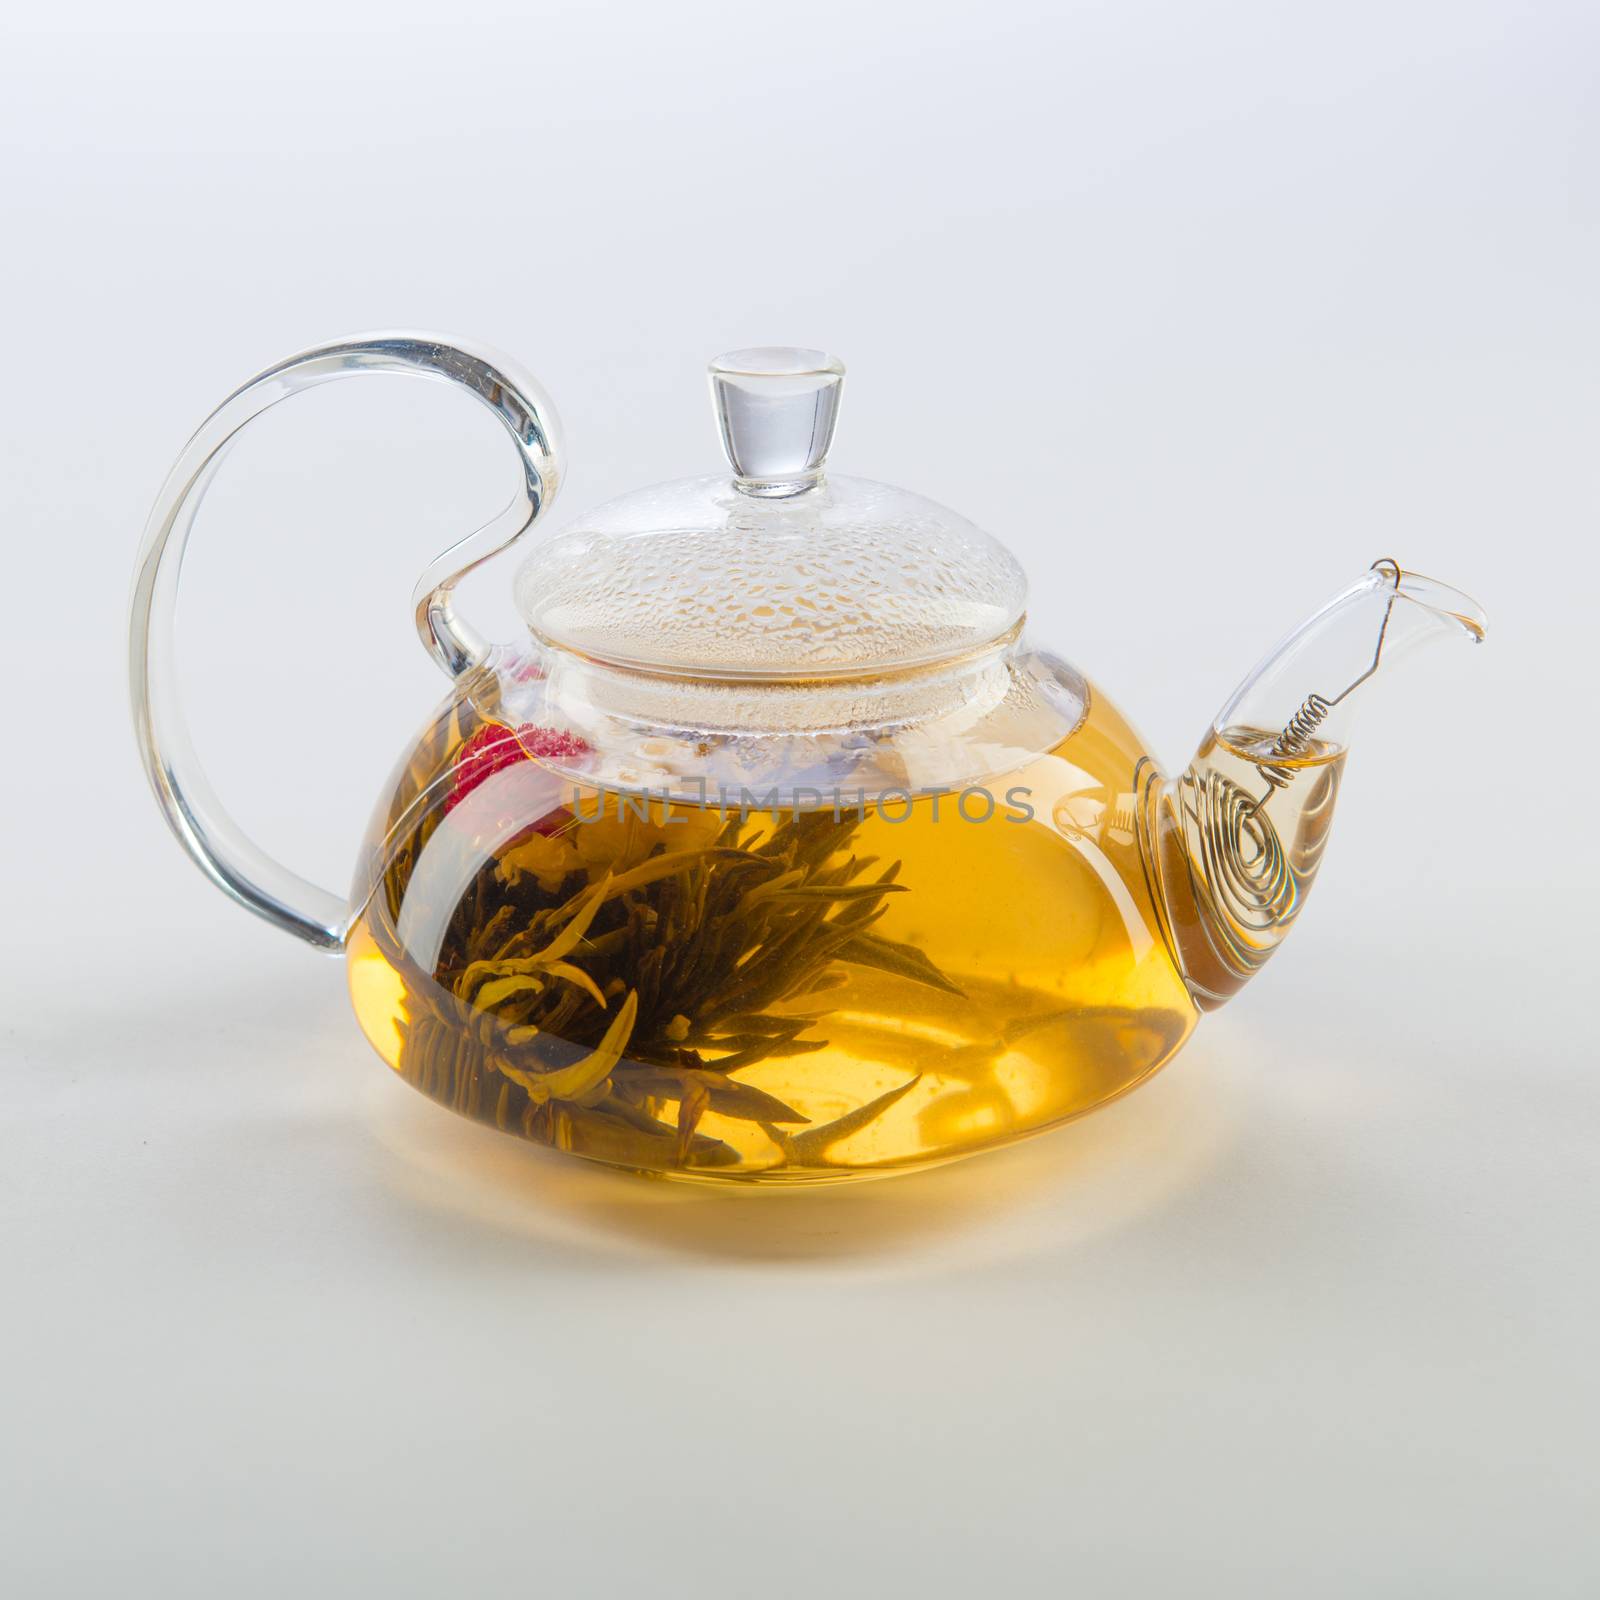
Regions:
[[130, 335, 1487, 1185]]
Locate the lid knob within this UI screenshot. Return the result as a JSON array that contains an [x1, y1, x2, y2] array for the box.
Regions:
[[708, 347, 845, 498]]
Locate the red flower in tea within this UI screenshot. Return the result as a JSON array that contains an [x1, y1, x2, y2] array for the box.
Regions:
[[505, 653, 547, 684], [516, 726, 591, 761], [445, 723, 591, 814]]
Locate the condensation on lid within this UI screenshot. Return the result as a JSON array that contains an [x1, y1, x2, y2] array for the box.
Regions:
[[514, 348, 1029, 679], [517, 476, 1027, 677]]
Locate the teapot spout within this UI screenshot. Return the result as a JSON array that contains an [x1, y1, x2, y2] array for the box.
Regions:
[[1137, 559, 1486, 1010]]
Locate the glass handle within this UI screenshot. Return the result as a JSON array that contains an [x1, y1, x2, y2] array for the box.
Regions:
[[128, 332, 564, 951]]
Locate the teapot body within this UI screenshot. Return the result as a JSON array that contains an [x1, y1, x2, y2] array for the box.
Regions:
[[345, 652, 1197, 1183], [131, 334, 1486, 1190]]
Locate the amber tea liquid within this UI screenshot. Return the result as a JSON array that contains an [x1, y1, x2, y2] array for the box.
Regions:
[[347, 692, 1200, 1183]]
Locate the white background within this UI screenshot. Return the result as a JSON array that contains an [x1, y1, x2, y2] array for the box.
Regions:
[[3, 2, 1596, 1593]]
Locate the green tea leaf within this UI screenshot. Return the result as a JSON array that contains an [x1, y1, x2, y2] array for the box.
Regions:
[[837, 933, 966, 996]]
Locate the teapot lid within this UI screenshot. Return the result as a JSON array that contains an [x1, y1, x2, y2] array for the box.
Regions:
[[514, 348, 1028, 680]]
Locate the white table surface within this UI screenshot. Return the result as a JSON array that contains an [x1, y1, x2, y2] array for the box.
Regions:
[[3, 4, 1596, 1594]]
